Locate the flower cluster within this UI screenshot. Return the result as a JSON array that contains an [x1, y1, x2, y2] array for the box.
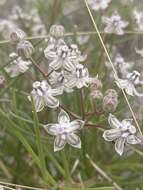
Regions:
[[5, 28, 34, 77], [44, 28, 93, 92], [28, 25, 99, 151]]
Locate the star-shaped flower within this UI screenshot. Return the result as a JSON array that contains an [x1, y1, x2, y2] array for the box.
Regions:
[[87, 0, 112, 11], [29, 80, 62, 112], [44, 109, 84, 152], [102, 11, 129, 35], [103, 114, 141, 155], [115, 70, 143, 96], [66, 64, 93, 89], [5, 53, 31, 77], [106, 53, 134, 79], [49, 70, 74, 93], [44, 41, 86, 72]]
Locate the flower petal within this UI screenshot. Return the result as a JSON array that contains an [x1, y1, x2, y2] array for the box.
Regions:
[[115, 137, 125, 156], [69, 120, 84, 132], [49, 59, 62, 70], [50, 87, 63, 96], [103, 129, 122, 141], [125, 83, 134, 96], [126, 135, 141, 144], [31, 95, 44, 112], [54, 135, 66, 152], [67, 133, 81, 149], [65, 77, 76, 89], [44, 95, 59, 108], [64, 59, 75, 72], [44, 124, 59, 136], [115, 78, 129, 89], [108, 114, 122, 128], [58, 109, 70, 124]]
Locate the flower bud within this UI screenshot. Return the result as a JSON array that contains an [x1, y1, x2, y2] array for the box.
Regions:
[[49, 25, 65, 38], [90, 75, 103, 91], [17, 40, 34, 58], [0, 75, 6, 88], [10, 28, 26, 43], [90, 90, 103, 100], [105, 89, 118, 97], [103, 89, 118, 112]]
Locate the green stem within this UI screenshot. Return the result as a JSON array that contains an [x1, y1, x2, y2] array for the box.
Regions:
[[61, 149, 72, 183], [31, 96, 57, 186]]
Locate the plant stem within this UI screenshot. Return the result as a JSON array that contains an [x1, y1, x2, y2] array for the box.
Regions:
[[31, 96, 57, 186], [61, 149, 72, 183]]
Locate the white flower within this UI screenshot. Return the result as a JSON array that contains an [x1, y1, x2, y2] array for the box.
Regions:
[[44, 41, 86, 72], [0, 19, 16, 39], [5, 53, 31, 77], [103, 114, 141, 155], [134, 9, 143, 31], [66, 64, 92, 89], [87, 0, 112, 11], [44, 109, 84, 152], [103, 11, 129, 35], [115, 70, 143, 96], [29, 80, 62, 112], [44, 42, 74, 71], [49, 70, 74, 93], [106, 53, 133, 77]]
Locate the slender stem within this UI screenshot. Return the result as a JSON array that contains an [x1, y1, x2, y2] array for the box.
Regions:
[[59, 105, 80, 119], [30, 57, 48, 78], [0, 160, 12, 179], [86, 154, 123, 190], [1, 30, 143, 45], [79, 89, 85, 120], [31, 96, 57, 186], [61, 149, 72, 182]]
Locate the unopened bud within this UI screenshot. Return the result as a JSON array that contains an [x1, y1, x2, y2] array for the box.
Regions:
[[90, 76, 103, 91], [103, 89, 118, 112], [0, 75, 6, 88], [105, 89, 118, 97], [17, 40, 34, 58], [49, 25, 65, 38], [90, 90, 103, 100], [90, 90, 103, 111], [10, 28, 26, 43]]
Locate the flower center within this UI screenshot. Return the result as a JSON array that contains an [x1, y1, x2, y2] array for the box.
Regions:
[[57, 123, 70, 134]]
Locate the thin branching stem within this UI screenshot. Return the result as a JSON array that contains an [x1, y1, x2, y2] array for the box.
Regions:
[[1, 30, 143, 45]]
